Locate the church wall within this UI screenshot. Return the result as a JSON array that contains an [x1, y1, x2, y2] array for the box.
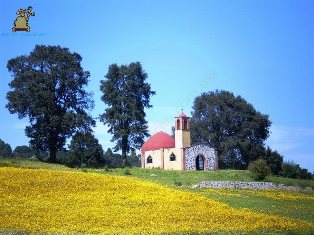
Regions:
[[182, 130, 191, 148], [185, 145, 218, 170], [175, 131, 191, 150], [163, 148, 182, 170], [175, 130, 183, 149], [144, 150, 162, 169]]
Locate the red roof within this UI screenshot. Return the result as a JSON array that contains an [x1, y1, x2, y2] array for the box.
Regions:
[[142, 131, 175, 152]]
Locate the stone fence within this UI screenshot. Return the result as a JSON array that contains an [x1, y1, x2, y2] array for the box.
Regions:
[[192, 181, 311, 191]]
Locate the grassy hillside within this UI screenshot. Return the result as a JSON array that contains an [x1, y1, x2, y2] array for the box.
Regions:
[[0, 158, 313, 189], [0, 167, 313, 235]]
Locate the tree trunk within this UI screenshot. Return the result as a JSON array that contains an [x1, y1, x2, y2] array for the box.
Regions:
[[122, 151, 127, 168], [48, 148, 57, 163], [121, 136, 128, 167]]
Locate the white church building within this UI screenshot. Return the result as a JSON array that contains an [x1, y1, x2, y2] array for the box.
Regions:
[[141, 112, 218, 171]]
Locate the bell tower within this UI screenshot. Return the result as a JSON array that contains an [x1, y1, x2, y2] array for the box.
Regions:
[[175, 111, 191, 148]]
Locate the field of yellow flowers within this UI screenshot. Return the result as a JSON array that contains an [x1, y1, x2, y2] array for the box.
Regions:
[[0, 167, 313, 234]]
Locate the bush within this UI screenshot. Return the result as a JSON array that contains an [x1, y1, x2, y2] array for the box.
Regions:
[[248, 159, 270, 180], [123, 168, 132, 175], [174, 179, 183, 186]]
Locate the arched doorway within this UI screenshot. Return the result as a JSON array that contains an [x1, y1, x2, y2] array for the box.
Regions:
[[185, 145, 218, 171], [196, 155, 204, 170]]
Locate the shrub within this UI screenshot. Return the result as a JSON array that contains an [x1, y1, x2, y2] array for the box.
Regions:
[[123, 168, 132, 175], [174, 179, 183, 186], [248, 159, 270, 180]]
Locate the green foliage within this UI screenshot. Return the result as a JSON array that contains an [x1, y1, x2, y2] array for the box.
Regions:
[[100, 62, 155, 166], [12, 145, 33, 158], [6, 45, 94, 163], [191, 90, 271, 169], [0, 139, 12, 158], [123, 168, 132, 175], [174, 179, 183, 186], [102, 148, 140, 168], [248, 159, 271, 180], [68, 132, 104, 167], [261, 146, 283, 175], [30, 148, 48, 161], [280, 161, 312, 180]]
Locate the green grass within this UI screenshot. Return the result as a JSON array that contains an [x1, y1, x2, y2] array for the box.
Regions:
[[267, 175, 314, 189], [0, 158, 75, 171], [1, 158, 313, 189], [93, 167, 256, 187], [198, 188, 314, 223]]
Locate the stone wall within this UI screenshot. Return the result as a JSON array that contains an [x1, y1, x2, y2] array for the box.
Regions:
[[185, 145, 217, 170], [192, 181, 306, 191]]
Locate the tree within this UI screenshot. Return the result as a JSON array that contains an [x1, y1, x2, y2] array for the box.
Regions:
[[31, 148, 47, 161], [248, 159, 271, 180], [280, 161, 312, 179], [68, 131, 104, 167], [12, 145, 33, 158], [280, 161, 300, 179], [171, 126, 175, 138], [100, 62, 155, 167], [0, 139, 12, 158], [103, 148, 121, 167], [102, 148, 140, 168], [128, 149, 141, 167], [261, 147, 283, 175], [191, 90, 271, 169], [6, 45, 94, 163]]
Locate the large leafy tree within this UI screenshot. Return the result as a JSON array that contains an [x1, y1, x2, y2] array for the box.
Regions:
[[100, 62, 155, 166], [68, 131, 104, 167], [191, 90, 271, 169], [6, 45, 94, 163]]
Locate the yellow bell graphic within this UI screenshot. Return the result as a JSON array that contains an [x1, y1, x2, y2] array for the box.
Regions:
[[12, 6, 35, 32]]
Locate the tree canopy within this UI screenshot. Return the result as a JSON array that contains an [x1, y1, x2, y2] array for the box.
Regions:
[[100, 62, 155, 166], [12, 145, 33, 158], [68, 131, 104, 167], [261, 147, 283, 175], [6, 45, 94, 163], [191, 90, 271, 169], [0, 139, 12, 158]]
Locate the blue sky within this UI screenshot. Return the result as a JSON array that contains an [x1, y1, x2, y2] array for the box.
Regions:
[[0, 0, 313, 171]]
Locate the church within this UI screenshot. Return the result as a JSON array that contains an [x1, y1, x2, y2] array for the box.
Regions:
[[141, 112, 218, 171]]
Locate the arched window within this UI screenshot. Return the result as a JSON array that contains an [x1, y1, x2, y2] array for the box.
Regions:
[[169, 153, 176, 161], [147, 155, 153, 164], [176, 119, 180, 130], [183, 119, 187, 130]]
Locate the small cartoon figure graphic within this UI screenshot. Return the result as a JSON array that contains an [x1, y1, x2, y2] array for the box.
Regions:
[[12, 6, 35, 32]]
